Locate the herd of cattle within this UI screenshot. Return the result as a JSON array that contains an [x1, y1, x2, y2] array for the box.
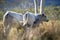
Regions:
[[3, 11, 48, 37], [3, 0, 49, 38]]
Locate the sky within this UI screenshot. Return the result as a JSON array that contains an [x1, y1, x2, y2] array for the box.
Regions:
[[6, 0, 60, 6], [0, 0, 60, 10]]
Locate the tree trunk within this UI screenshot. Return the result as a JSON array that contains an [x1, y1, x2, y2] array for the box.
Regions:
[[34, 0, 38, 15], [40, 0, 45, 14]]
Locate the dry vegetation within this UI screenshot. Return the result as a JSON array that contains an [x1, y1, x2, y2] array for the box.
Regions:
[[0, 6, 60, 40], [0, 20, 60, 40]]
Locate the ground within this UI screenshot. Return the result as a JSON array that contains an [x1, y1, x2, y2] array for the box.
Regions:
[[0, 20, 60, 40]]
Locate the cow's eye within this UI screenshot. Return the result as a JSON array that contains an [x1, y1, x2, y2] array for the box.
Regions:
[[45, 16, 46, 17]]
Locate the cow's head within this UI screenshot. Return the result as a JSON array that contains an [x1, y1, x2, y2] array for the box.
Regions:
[[37, 14, 49, 22]]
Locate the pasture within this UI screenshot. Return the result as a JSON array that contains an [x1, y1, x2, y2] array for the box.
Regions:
[[0, 6, 60, 40], [0, 20, 60, 40]]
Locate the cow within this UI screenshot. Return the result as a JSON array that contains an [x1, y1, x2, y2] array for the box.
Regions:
[[23, 11, 48, 29], [3, 11, 23, 37]]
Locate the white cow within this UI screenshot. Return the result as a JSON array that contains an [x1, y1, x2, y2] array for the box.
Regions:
[[23, 11, 48, 29], [3, 11, 23, 36]]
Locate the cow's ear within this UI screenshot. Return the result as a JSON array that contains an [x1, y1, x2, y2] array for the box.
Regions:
[[42, 14, 44, 16]]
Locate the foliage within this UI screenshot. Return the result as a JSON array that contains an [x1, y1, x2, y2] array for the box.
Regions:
[[0, 6, 60, 40], [0, 20, 60, 40], [44, 6, 60, 20], [0, 10, 3, 20], [0, 6, 60, 20]]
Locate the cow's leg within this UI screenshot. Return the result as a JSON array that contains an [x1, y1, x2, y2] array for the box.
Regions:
[[7, 18, 13, 36], [3, 21, 8, 37], [4, 15, 13, 37], [3, 20, 12, 38], [3, 19, 9, 40]]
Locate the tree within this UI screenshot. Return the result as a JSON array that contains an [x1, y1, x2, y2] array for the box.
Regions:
[[40, 0, 46, 14], [34, 0, 38, 14]]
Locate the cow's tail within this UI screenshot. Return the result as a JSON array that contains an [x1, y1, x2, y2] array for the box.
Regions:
[[3, 11, 9, 27], [3, 11, 9, 36]]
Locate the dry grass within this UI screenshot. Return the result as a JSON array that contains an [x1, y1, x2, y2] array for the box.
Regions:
[[0, 20, 60, 40], [0, 21, 4, 40]]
